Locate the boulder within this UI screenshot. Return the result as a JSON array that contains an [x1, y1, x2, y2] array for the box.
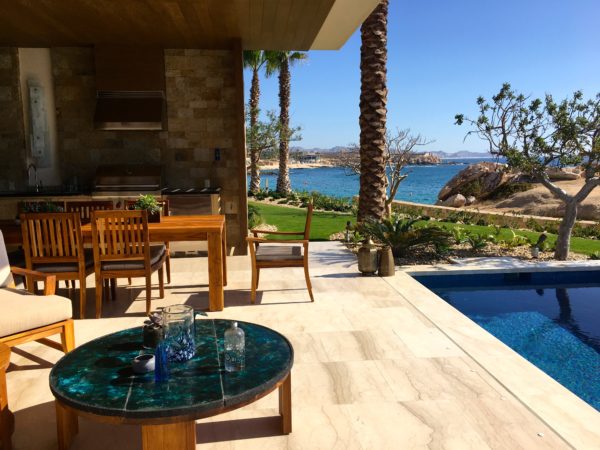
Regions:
[[438, 162, 516, 202], [546, 167, 582, 181], [465, 196, 477, 205], [439, 193, 467, 208]]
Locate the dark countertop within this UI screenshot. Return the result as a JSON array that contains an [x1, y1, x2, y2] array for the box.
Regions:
[[0, 188, 90, 197], [49, 319, 293, 421]]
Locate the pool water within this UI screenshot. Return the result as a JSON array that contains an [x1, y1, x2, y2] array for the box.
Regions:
[[414, 271, 600, 411]]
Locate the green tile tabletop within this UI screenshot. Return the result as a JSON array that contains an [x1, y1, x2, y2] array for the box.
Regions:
[[49, 319, 294, 421]]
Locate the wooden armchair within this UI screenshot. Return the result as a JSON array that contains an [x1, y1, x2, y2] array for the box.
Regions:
[[125, 199, 171, 284], [90, 210, 166, 318], [247, 203, 314, 303], [0, 231, 75, 450], [20, 213, 93, 319], [1, 342, 12, 450]]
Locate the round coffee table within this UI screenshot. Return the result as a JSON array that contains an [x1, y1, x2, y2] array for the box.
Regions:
[[50, 319, 293, 450]]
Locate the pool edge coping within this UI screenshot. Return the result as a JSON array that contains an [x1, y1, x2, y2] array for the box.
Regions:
[[383, 265, 600, 449]]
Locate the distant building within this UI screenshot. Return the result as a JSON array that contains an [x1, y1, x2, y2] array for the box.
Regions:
[[299, 152, 321, 163]]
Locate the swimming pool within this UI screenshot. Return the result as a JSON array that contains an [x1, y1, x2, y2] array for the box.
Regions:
[[414, 270, 600, 411]]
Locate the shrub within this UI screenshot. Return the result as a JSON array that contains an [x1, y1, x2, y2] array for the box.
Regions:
[[487, 182, 533, 200], [358, 215, 451, 258], [247, 204, 263, 229], [465, 232, 493, 250], [589, 251, 600, 260]]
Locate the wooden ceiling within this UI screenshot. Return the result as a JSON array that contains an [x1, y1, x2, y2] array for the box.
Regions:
[[0, 0, 379, 50]]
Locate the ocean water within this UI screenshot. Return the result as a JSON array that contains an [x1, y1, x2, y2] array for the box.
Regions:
[[249, 158, 496, 205]]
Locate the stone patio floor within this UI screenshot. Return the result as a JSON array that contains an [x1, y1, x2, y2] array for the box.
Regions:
[[6, 242, 600, 449]]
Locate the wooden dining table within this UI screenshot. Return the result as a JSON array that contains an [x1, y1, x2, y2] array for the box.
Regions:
[[0, 215, 227, 312]]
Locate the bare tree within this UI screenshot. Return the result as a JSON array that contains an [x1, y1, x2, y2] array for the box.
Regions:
[[456, 83, 600, 260], [342, 128, 431, 215]]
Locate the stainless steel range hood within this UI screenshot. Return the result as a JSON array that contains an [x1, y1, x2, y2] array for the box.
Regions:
[[94, 91, 165, 131], [93, 46, 166, 131]]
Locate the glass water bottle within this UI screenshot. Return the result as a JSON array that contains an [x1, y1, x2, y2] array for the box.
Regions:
[[224, 322, 245, 372]]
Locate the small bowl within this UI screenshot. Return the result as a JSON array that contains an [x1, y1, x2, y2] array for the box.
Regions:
[[132, 354, 155, 374]]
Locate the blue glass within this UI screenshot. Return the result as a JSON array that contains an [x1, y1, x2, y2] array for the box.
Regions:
[[154, 341, 169, 382], [163, 305, 195, 362]]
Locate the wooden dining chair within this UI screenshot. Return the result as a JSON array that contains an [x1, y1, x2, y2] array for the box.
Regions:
[[125, 199, 171, 284], [20, 212, 93, 319], [246, 203, 314, 303], [90, 210, 166, 318], [65, 200, 114, 224]]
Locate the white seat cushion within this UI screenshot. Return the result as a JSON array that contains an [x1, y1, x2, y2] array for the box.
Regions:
[[0, 230, 14, 288], [0, 288, 72, 338]]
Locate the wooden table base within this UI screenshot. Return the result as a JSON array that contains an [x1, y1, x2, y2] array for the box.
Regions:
[[142, 421, 196, 450], [55, 373, 292, 449]]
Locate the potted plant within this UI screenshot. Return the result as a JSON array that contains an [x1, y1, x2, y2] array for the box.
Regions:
[[132, 194, 162, 223]]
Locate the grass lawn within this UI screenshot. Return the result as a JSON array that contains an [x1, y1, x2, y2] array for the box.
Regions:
[[250, 201, 600, 256], [249, 201, 352, 241]]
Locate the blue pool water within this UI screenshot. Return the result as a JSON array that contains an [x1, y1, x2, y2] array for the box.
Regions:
[[414, 271, 600, 411]]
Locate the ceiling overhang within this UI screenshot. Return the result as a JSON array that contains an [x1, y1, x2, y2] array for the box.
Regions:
[[0, 0, 381, 50]]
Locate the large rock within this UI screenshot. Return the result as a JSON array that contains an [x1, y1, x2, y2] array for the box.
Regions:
[[438, 194, 467, 208], [438, 162, 515, 202], [546, 167, 583, 181]]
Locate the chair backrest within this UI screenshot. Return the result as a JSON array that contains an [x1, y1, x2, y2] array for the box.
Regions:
[[303, 202, 313, 240], [125, 199, 169, 216], [0, 231, 13, 288], [65, 200, 114, 224], [19, 212, 85, 268], [90, 210, 150, 263]]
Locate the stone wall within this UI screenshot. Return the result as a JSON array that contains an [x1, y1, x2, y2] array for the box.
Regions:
[[0, 48, 26, 190], [50, 47, 246, 253]]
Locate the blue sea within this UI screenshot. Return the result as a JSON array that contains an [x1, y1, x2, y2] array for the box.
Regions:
[[249, 158, 496, 204]]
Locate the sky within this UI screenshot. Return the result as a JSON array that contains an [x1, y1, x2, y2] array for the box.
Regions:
[[243, 0, 600, 153]]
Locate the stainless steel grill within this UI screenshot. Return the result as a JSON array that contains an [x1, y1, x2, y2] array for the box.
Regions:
[[92, 165, 163, 198]]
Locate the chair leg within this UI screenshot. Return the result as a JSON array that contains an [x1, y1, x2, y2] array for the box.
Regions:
[[110, 278, 117, 301], [60, 320, 75, 353], [158, 265, 165, 299], [250, 266, 257, 304], [145, 275, 152, 315], [95, 274, 103, 319], [79, 277, 86, 320], [165, 244, 171, 284], [303, 262, 314, 302], [103, 279, 110, 303], [128, 277, 132, 285], [256, 268, 260, 288]]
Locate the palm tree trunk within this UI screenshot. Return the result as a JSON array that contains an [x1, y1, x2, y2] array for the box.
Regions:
[[276, 59, 292, 194], [249, 67, 261, 193], [358, 0, 388, 222]]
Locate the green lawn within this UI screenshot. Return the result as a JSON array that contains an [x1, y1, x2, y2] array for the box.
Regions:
[[249, 201, 352, 241], [250, 201, 600, 256]]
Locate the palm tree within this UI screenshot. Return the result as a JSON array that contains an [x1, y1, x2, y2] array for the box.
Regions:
[[243, 50, 267, 194], [265, 51, 307, 194], [358, 0, 389, 222]]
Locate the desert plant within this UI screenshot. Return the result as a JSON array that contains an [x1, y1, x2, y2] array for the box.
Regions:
[[451, 226, 468, 245], [358, 215, 451, 257], [465, 232, 491, 250], [589, 251, 600, 260]]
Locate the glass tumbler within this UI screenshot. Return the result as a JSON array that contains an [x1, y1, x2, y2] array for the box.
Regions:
[[163, 305, 196, 362]]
